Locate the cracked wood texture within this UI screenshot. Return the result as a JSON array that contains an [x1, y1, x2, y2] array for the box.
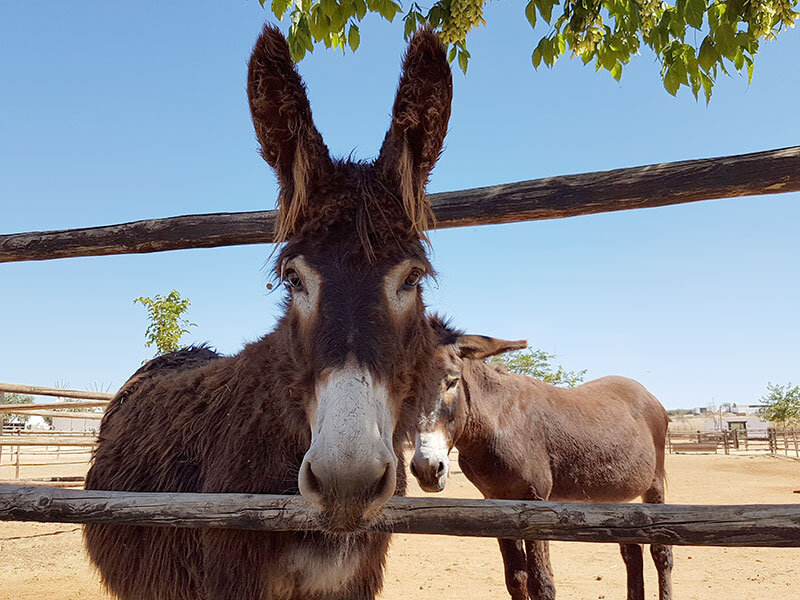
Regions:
[[1, 146, 798, 263], [1, 485, 799, 547]]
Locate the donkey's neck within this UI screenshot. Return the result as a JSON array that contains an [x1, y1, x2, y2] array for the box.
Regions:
[[456, 359, 530, 457]]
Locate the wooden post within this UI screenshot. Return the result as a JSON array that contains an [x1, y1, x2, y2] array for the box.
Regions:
[[723, 431, 730, 455], [14, 445, 20, 479], [792, 430, 799, 458], [786, 430, 791, 456]]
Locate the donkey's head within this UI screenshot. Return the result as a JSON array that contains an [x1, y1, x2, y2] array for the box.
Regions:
[[411, 317, 526, 492], [248, 25, 451, 529]]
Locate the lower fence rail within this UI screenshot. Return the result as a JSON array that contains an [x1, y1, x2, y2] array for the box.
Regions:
[[1, 485, 799, 548]]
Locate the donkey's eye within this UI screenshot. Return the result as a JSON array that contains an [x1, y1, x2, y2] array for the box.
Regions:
[[403, 268, 423, 289], [284, 269, 304, 291], [445, 378, 459, 391]]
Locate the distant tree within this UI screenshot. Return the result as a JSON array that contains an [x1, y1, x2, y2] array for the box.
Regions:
[[133, 290, 197, 357], [760, 382, 800, 427], [490, 348, 586, 387], [262, 0, 798, 99], [1, 392, 35, 425]]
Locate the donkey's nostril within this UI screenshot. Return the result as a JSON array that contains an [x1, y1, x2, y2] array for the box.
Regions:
[[375, 462, 393, 497], [409, 462, 419, 477], [304, 462, 322, 496], [436, 461, 445, 476]]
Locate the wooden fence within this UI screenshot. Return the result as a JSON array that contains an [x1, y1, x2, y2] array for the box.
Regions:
[[0, 383, 108, 483], [1, 146, 799, 551], [1, 485, 799, 547], [1, 146, 798, 263], [667, 429, 800, 457]]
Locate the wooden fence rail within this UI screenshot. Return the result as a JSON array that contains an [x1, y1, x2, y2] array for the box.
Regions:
[[1, 485, 799, 547], [1, 146, 798, 263], [0, 382, 114, 401]]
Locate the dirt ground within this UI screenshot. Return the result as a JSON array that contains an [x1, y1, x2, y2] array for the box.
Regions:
[[1, 452, 798, 600]]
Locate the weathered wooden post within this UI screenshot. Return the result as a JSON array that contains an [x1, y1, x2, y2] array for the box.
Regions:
[[14, 445, 21, 479]]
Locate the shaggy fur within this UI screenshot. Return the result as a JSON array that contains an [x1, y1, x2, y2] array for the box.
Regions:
[[84, 24, 452, 600], [414, 319, 673, 600]]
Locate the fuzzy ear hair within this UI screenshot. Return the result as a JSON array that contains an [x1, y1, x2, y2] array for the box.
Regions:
[[453, 336, 528, 360], [376, 28, 453, 239], [247, 24, 332, 242]]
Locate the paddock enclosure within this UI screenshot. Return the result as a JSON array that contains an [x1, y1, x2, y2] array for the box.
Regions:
[[2, 146, 800, 594]]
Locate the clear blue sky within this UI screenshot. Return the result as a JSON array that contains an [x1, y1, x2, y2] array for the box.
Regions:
[[1, 2, 798, 409]]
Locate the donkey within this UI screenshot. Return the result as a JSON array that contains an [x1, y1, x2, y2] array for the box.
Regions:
[[410, 319, 673, 600], [84, 25, 452, 600]]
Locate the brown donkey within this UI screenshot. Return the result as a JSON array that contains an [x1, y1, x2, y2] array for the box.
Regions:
[[411, 319, 673, 600], [84, 25, 452, 600]]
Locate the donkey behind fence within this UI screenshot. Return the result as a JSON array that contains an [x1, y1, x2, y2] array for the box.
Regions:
[[411, 317, 673, 600]]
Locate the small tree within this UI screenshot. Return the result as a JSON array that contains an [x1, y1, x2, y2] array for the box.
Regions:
[[490, 348, 586, 387], [133, 290, 197, 357], [1, 392, 35, 426], [760, 382, 800, 428]]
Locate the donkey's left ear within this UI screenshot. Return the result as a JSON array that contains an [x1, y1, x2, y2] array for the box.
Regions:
[[454, 336, 528, 360], [376, 28, 453, 235]]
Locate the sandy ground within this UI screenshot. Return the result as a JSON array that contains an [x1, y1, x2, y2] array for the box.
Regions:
[[1, 452, 798, 600]]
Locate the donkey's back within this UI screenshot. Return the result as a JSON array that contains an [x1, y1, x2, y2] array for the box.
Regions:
[[535, 375, 669, 502]]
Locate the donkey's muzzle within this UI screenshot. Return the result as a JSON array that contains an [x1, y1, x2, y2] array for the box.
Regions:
[[298, 360, 399, 528]]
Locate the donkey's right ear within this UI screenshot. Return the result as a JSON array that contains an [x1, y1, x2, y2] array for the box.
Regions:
[[376, 29, 453, 236], [247, 24, 331, 240]]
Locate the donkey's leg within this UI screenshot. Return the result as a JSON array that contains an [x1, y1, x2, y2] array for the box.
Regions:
[[498, 538, 528, 600], [619, 544, 645, 600], [644, 483, 674, 600], [524, 540, 555, 600]]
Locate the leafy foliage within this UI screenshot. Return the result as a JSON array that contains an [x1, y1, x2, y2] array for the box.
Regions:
[[260, 0, 798, 98], [133, 290, 197, 357], [1, 392, 35, 425], [760, 382, 800, 427], [489, 348, 587, 387]]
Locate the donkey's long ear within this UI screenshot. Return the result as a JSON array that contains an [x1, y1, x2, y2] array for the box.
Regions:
[[377, 29, 453, 237], [248, 24, 331, 241], [454, 336, 528, 360]]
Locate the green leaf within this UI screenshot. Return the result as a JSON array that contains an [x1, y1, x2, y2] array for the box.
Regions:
[[610, 61, 622, 81], [458, 49, 469, 74], [404, 14, 416, 39], [555, 32, 566, 55], [348, 23, 360, 51], [745, 55, 754, 84], [685, 0, 705, 29], [664, 63, 681, 95], [733, 47, 744, 71], [700, 71, 713, 103], [271, 0, 292, 20], [697, 37, 719, 73], [354, 0, 367, 20], [535, 0, 556, 24], [532, 47, 542, 68], [525, 1, 537, 29], [448, 45, 457, 63], [715, 24, 736, 59]]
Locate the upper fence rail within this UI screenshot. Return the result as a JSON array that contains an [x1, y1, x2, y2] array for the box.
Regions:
[[1, 146, 798, 263]]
